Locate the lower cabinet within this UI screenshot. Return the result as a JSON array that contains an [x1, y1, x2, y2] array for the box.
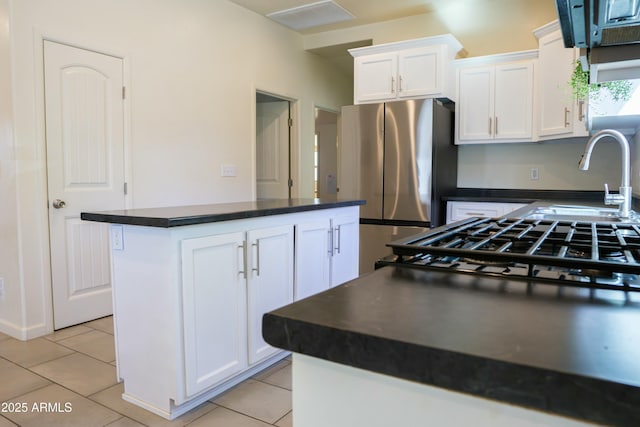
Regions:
[[446, 201, 527, 224], [181, 225, 294, 396], [295, 211, 360, 300], [110, 206, 359, 420]]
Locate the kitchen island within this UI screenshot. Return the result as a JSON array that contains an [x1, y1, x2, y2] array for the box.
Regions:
[[262, 265, 640, 427], [81, 198, 364, 419]]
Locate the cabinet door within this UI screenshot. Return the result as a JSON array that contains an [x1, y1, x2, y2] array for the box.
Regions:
[[330, 214, 359, 287], [457, 66, 494, 142], [246, 225, 294, 365], [181, 232, 247, 397], [354, 53, 397, 103], [398, 46, 442, 98], [295, 220, 331, 301], [538, 31, 576, 138], [446, 202, 502, 223], [494, 62, 534, 140]]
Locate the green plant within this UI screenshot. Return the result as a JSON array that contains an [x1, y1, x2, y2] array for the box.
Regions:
[[570, 60, 632, 102]]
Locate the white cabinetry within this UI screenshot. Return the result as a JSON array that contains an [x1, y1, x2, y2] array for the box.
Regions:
[[446, 202, 527, 224], [110, 206, 358, 420], [350, 35, 462, 104], [246, 226, 294, 364], [456, 52, 535, 144], [181, 232, 247, 396], [535, 21, 588, 139], [295, 209, 360, 300], [181, 224, 293, 396]]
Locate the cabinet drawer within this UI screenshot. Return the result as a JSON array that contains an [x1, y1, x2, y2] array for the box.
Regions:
[[446, 202, 527, 224]]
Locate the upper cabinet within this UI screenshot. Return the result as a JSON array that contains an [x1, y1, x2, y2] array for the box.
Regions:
[[349, 35, 463, 104], [455, 51, 536, 144], [534, 21, 588, 140]]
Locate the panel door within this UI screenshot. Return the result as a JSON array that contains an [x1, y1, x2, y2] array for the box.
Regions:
[[538, 31, 576, 138], [44, 40, 125, 329], [354, 53, 397, 103], [295, 220, 331, 301], [330, 213, 359, 287], [494, 62, 534, 140], [246, 225, 294, 365], [457, 66, 494, 142], [398, 46, 442, 98], [181, 232, 248, 397], [256, 99, 290, 199]]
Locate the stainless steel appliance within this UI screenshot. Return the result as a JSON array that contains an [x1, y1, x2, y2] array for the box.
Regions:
[[380, 216, 640, 292], [340, 98, 457, 273], [556, 0, 640, 82]]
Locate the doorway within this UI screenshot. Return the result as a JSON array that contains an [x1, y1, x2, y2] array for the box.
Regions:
[[314, 108, 339, 198], [256, 92, 293, 199], [44, 40, 126, 329]]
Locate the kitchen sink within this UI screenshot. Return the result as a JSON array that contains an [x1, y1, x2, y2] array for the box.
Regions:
[[523, 204, 640, 223]]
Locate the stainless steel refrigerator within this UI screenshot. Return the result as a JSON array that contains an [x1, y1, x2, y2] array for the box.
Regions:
[[339, 98, 457, 273]]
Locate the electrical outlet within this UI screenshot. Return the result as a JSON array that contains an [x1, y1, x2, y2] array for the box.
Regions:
[[221, 165, 237, 177], [530, 167, 540, 181], [111, 225, 124, 251]]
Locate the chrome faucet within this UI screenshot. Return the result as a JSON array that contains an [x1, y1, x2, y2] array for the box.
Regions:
[[578, 129, 632, 218]]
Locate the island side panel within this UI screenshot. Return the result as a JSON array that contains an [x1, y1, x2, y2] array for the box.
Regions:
[[292, 354, 593, 427], [111, 224, 182, 417]]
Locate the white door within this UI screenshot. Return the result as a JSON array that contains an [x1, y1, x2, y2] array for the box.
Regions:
[[354, 52, 397, 103], [44, 40, 125, 329], [246, 225, 293, 365], [330, 213, 360, 287], [494, 62, 534, 140], [398, 46, 441, 98], [457, 66, 494, 142], [181, 232, 248, 396], [256, 99, 290, 199], [294, 220, 331, 300]]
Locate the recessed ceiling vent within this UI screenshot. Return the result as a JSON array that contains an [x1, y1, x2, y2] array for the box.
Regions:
[[266, 0, 355, 31]]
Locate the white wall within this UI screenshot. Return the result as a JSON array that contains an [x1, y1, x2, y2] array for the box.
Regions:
[[2, 0, 351, 338], [457, 138, 625, 192]]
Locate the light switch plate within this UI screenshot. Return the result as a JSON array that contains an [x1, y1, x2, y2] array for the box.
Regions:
[[221, 165, 237, 177]]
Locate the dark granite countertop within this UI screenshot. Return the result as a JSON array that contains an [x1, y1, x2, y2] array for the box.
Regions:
[[81, 198, 365, 228], [443, 188, 605, 203], [263, 266, 640, 426]]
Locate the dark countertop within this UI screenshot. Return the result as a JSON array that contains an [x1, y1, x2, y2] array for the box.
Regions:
[[443, 188, 605, 204], [263, 266, 640, 426], [81, 198, 365, 228]]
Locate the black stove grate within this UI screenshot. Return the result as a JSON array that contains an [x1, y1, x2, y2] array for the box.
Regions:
[[387, 217, 640, 291]]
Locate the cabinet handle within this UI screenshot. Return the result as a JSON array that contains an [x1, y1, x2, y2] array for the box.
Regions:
[[488, 117, 492, 135], [399, 75, 403, 92], [495, 116, 498, 135], [328, 229, 334, 256], [252, 241, 260, 276], [391, 76, 395, 94], [465, 212, 487, 216], [578, 100, 584, 122], [334, 225, 341, 255], [564, 107, 570, 127], [238, 241, 247, 279]]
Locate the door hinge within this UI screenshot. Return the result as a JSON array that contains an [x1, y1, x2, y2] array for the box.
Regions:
[[124, 182, 128, 195], [288, 178, 293, 188], [122, 86, 126, 99], [288, 118, 293, 127]]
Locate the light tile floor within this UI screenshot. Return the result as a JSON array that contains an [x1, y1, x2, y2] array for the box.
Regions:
[[0, 317, 293, 427]]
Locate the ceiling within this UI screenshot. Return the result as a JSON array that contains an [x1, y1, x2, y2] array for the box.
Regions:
[[227, 0, 560, 77], [227, 0, 466, 35]]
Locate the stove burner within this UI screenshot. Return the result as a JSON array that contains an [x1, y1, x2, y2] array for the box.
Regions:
[[387, 217, 640, 292]]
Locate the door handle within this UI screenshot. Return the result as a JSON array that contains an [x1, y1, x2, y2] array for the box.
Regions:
[[52, 199, 66, 209], [252, 241, 260, 276]]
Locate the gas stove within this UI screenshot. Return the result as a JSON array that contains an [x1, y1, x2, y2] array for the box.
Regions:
[[381, 216, 640, 292]]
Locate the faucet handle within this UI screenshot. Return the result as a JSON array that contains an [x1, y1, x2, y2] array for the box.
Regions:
[[604, 183, 626, 205]]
